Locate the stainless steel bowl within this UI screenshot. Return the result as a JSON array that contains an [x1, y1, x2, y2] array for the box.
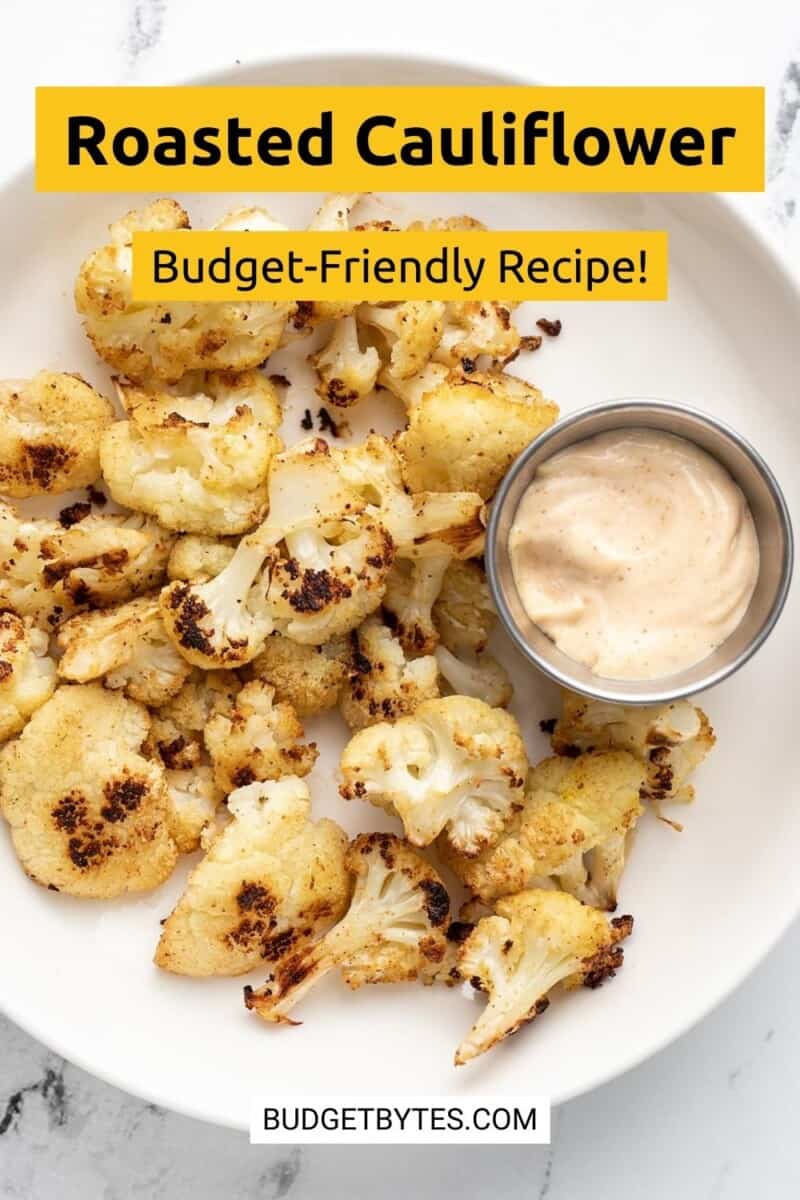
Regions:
[[487, 400, 794, 705]]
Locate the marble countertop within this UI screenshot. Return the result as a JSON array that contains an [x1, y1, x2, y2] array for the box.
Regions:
[[1, 2, 799, 1195]]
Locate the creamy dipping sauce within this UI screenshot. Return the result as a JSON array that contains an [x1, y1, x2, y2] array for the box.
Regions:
[[508, 428, 760, 680]]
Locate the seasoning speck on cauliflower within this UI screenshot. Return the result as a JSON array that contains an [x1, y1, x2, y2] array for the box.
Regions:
[[244, 832, 450, 1023], [397, 370, 558, 500], [155, 775, 349, 976], [454, 889, 634, 1064], [0, 683, 177, 897], [551, 690, 716, 802], [100, 372, 282, 535], [75, 199, 291, 383], [0, 372, 113, 497], [0, 611, 57, 743], [340, 696, 528, 856]]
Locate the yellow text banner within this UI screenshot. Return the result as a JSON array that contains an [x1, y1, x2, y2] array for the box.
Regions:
[[131, 230, 669, 302], [36, 86, 763, 192]]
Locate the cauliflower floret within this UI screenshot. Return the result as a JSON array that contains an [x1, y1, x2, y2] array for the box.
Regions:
[[249, 633, 349, 718], [551, 690, 716, 803], [244, 832, 450, 1023], [378, 360, 451, 409], [155, 776, 349, 977], [159, 526, 276, 668], [435, 301, 520, 369], [0, 683, 177, 897], [0, 612, 57, 742], [441, 752, 644, 911], [101, 372, 282, 535], [204, 679, 317, 793], [435, 645, 512, 708], [357, 301, 446, 379], [283, 194, 364, 332], [0, 501, 173, 628], [162, 765, 224, 854], [397, 371, 558, 500], [260, 439, 395, 646], [433, 559, 495, 654], [56, 594, 192, 705], [167, 533, 236, 582], [0, 372, 113, 497], [334, 435, 485, 560], [311, 314, 381, 408], [340, 696, 528, 855], [339, 615, 440, 730], [75, 200, 290, 384], [382, 554, 451, 655], [454, 890, 634, 1064]]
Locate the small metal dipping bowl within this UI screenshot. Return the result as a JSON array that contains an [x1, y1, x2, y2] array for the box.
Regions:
[[486, 400, 794, 705]]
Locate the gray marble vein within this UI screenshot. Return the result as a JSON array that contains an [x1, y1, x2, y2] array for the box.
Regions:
[[124, 0, 167, 67]]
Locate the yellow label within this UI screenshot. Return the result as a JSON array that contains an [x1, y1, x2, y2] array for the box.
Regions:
[[36, 86, 764, 192], [131, 230, 669, 302]]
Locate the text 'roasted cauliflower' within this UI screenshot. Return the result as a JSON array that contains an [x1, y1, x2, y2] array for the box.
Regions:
[[454, 890, 633, 1064]]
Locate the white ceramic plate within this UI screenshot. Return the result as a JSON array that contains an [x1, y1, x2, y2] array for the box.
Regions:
[[1, 56, 798, 1131]]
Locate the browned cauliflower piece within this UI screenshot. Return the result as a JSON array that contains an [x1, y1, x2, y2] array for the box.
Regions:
[[100, 372, 282, 535], [357, 301, 446, 380], [340, 696, 528, 856], [75, 200, 291, 383], [551, 690, 716, 802], [454, 889, 633, 1064], [244, 833, 450, 1023], [396, 370, 558, 500], [0, 372, 113, 497], [311, 314, 380, 407], [339, 615, 440, 731], [57, 594, 191, 705], [0, 500, 173, 628], [155, 776, 349, 977], [434, 645, 513, 709], [0, 612, 57, 742], [248, 633, 349, 718], [435, 301, 520, 369], [433, 559, 495, 655], [441, 752, 644, 911], [167, 534, 236, 582], [0, 683, 177, 896], [204, 679, 318, 793], [382, 555, 452, 656]]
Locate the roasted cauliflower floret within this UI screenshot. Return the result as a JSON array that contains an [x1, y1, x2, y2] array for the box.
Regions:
[[382, 555, 451, 656], [0, 372, 113, 497], [159, 527, 276, 668], [378, 360, 450, 409], [334, 435, 485, 560], [0, 612, 57, 742], [340, 696, 528, 856], [56, 594, 191, 705], [551, 690, 716, 802], [433, 559, 495, 655], [441, 752, 644, 911], [162, 764, 224, 854], [0, 501, 173, 627], [435, 301, 520, 369], [454, 890, 634, 1064], [311, 314, 380, 407], [75, 199, 290, 383], [244, 832, 450, 1022], [0, 684, 177, 897], [339, 615, 440, 731], [397, 371, 558, 500], [248, 633, 349, 718], [284, 193, 364, 331], [357, 301, 446, 380], [434, 645, 513, 708], [155, 776, 349, 976], [204, 679, 317, 793], [100, 372, 282, 535], [167, 533, 236, 582]]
